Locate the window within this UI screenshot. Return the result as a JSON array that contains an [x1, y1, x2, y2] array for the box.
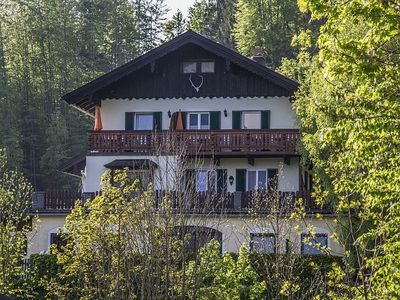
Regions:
[[135, 113, 153, 130], [247, 170, 267, 191], [242, 111, 261, 129], [50, 232, 67, 251], [201, 61, 215, 73], [177, 226, 222, 255], [301, 233, 328, 255], [196, 170, 217, 192], [188, 113, 210, 130], [182, 61, 215, 74], [250, 233, 276, 253]]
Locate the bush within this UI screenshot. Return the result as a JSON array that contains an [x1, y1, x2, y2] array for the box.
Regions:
[[24, 253, 60, 299]]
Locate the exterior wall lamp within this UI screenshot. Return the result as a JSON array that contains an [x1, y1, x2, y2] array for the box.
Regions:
[[228, 175, 234, 186], [168, 110, 172, 118], [224, 109, 228, 117]]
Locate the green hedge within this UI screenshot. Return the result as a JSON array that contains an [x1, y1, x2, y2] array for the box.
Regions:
[[23, 252, 342, 299]]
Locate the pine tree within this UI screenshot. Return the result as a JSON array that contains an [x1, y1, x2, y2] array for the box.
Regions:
[[187, 0, 236, 48], [164, 10, 186, 41], [233, 0, 320, 68]]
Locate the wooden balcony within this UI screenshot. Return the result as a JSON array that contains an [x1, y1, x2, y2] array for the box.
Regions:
[[30, 189, 332, 215], [88, 129, 300, 156]]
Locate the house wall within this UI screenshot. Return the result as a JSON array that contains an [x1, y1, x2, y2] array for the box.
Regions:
[[27, 215, 66, 257], [100, 96, 297, 131], [83, 156, 299, 193], [27, 215, 342, 256]]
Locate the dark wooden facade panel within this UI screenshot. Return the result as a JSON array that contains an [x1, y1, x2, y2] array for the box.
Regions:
[[99, 44, 290, 100]]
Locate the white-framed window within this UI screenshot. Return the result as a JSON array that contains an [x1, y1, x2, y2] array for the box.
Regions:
[[242, 111, 261, 129], [250, 233, 276, 253], [135, 113, 153, 130], [247, 170, 267, 191], [196, 170, 217, 192], [301, 233, 328, 255], [182, 61, 215, 74], [188, 112, 210, 130], [48, 227, 67, 251]]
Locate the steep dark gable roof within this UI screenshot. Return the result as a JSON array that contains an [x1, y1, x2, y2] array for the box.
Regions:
[[62, 30, 299, 115]]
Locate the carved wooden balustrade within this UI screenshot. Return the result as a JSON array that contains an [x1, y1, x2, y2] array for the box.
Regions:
[[88, 129, 300, 156]]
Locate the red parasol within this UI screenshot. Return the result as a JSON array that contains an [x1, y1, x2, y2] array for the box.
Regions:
[[176, 110, 184, 130], [94, 106, 103, 131]]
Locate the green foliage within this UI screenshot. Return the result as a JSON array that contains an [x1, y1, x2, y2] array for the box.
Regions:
[[291, 0, 400, 298], [0, 0, 167, 190], [188, 0, 237, 48], [163, 10, 186, 41], [186, 241, 266, 299], [49, 170, 187, 299], [0, 149, 33, 298], [24, 254, 60, 299], [233, 0, 320, 68]]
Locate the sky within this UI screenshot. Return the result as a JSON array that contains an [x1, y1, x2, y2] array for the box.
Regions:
[[165, 0, 196, 19]]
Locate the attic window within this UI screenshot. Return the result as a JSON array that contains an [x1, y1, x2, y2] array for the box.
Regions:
[[182, 61, 215, 74]]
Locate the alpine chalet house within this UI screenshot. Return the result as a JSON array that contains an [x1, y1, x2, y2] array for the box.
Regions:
[[29, 31, 341, 256]]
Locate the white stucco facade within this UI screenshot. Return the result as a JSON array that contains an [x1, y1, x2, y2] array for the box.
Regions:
[[100, 96, 297, 130], [28, 214, 342, 256], [83, 155, 299, 194]]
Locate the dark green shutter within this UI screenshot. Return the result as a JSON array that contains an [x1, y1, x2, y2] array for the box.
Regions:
[[181, 112, 187, 129], [170, 112, 178, 130], [217, 169, 227, 192], [261, 110, 271, 129], [153, 112, 162, 130], [236, 169, 246, 192], [210, 111, 221, 130], [185, 169, 195, 190], [232, 111, 241, 129], [125, 112, 134, 130], [267, 169, 278, 190]]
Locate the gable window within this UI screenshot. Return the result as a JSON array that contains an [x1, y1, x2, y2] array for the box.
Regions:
[[242, 111, 261, 129], [182, 61, 215, 74], [188, 112, 210, 130], [250, 233, 276, 253], [135, 113, 153, 130], [247, 170, 267, 191], [301, 233, 328, 255]]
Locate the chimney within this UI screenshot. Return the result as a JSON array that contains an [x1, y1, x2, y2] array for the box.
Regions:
[[251, 47, 266, 66]]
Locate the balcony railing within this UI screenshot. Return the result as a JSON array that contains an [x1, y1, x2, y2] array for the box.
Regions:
[[88, 130, 300, 156], [31, 189, 332, 214]]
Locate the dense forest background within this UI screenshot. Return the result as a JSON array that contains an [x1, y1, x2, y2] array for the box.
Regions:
[[0, 0, 318, 191]]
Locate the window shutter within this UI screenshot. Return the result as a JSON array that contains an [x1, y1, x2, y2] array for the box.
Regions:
[[267, 169, 278, 190], [185, 169, 195, 190], [232, 111, 241, 129], [170, 112, 178, 130], [236, 169, 246, 192], [181, 112, 187, 129], [261, 110, 271, 129], [210, 111, 221, 130], [217, 169, 227, 193], [125, 112, 134, 130], [153, 112, 162, 130]]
